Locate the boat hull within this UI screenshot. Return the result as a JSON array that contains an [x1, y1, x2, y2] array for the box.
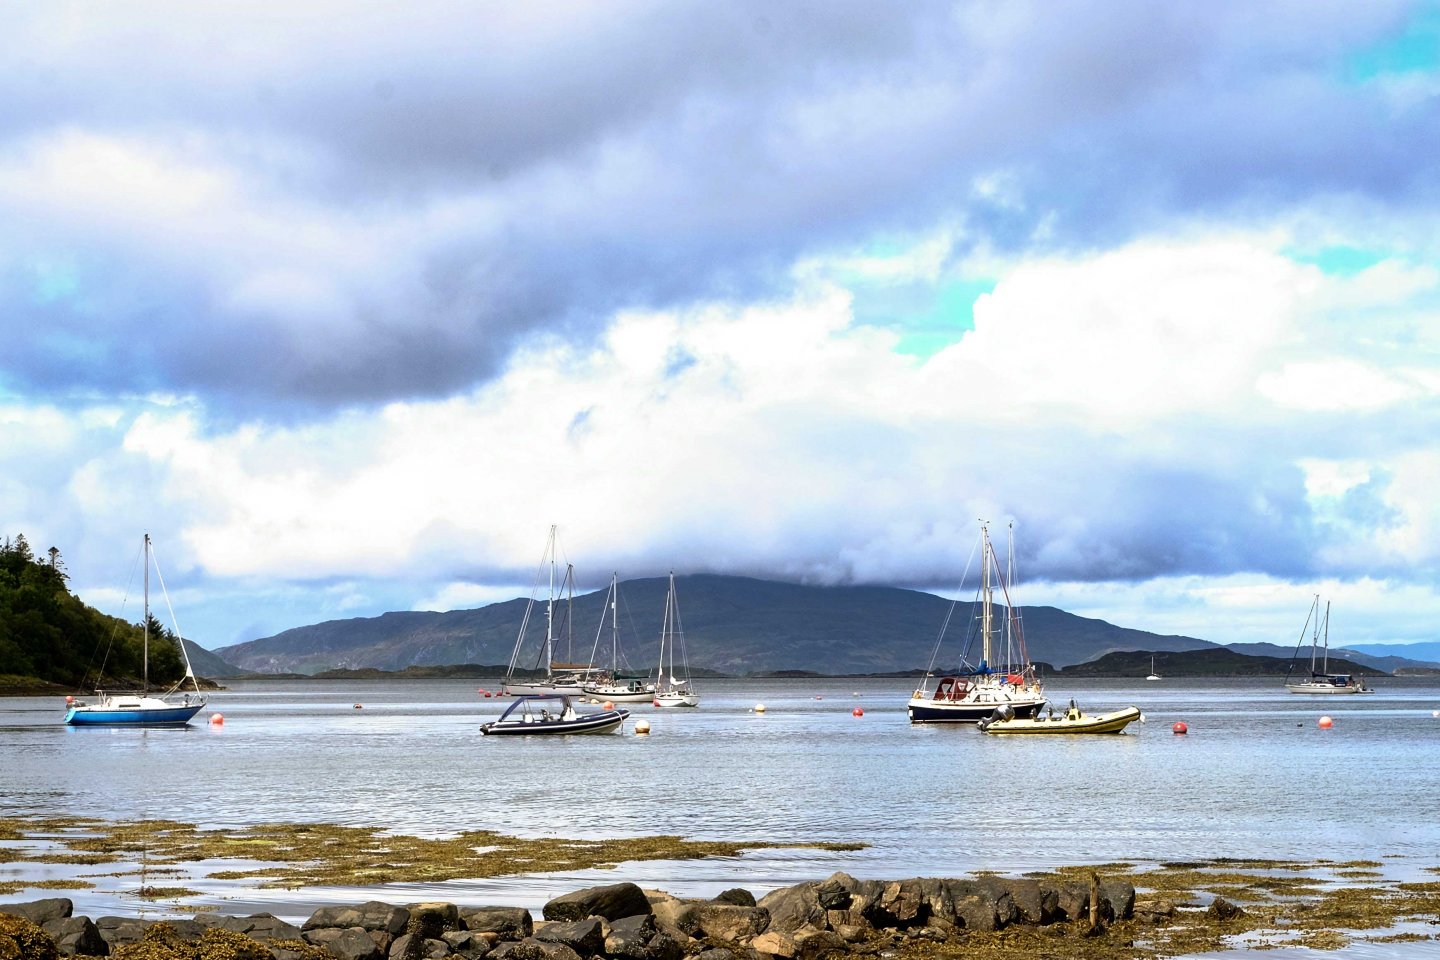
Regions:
[[982, 705, 1143, 735], [654, 693, 699, 708], [1285, 682, 1371, 694], [65, 701, 205, 726], [481, 709, 629, 735], [503, 681, 586, 696], [580, 684, 656, 702]]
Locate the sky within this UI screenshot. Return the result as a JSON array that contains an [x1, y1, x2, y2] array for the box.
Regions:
[[4, 1, 1440, 654]]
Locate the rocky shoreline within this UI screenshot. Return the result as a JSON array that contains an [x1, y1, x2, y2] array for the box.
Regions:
[[2, 872, 1150, 960]]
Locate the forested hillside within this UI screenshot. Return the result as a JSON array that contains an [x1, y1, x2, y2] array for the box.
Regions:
[[0, 533, 186, 689]]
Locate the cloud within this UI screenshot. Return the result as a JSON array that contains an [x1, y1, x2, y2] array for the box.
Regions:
[[3, 2, 1436, 414]]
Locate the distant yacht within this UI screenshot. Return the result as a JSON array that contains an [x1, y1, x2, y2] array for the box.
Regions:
[[1146, 656, 1161, 681], [501, 526, 603, 697], [1284, 595, 1371, 694]]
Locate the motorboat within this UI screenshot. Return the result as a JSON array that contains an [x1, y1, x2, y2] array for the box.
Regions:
[[480, 695, 628, 736], [979, 700, 1143, 735]]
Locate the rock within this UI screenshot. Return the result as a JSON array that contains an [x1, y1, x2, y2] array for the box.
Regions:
[[813, 878, 851, 912], [535, 918, 605, 956], [757, 884, 824, 935], [1101, 880, 1136, 921], [695, 904, 770, 941], [309, 926, 386, 960], [712, 889, 756, 907], [834, 924, 868, 944], [305, 901, 411, 936], [1133, 899, 1178, 925], [650, 900, 700, 937], [39, 916, 106, 957], [94, 916, 155, 948], [795, 929, 848, 959], [407, 902, 461, 939], [647, 931, 686, 960], [543, 883, 652, 923], [1207, 897, 1245, 922], [389, 932, 449, 958], [461, 907, 535, 940], [693, 950, 735, 960], [0, 899, 73, 926], [1000, 879, 1050, 925], [491, 936, 584, 960], [195, 911, 305, 941], [603, 913, 655, 958], [751, 931, 798, 958], [443, 929, 493, 957]]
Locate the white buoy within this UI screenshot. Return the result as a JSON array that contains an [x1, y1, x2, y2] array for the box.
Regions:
[[635, 718, 651, 735], [754, 703, 766, 713]]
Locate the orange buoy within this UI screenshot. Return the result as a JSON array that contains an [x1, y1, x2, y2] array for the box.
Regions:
[[65, 695, 74, 704], [852, 707, 864, 717], [1318, 715, 1334, 729], [1172, 721, 1188, 735], [209, 713, 224, 725], [603, 701, 615, 711], [353, 703, 363, 710]]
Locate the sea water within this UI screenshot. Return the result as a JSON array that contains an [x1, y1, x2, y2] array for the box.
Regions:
[[2, 676, 1438, 949]]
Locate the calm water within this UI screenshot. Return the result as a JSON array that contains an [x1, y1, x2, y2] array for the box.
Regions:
[[3, 676, 1439, 942]]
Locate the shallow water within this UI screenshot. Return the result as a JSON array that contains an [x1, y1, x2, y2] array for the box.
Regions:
[[3, 675, 1439, 949]]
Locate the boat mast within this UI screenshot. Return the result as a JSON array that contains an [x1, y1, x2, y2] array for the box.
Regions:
[[142, 533, 150, 693], [1322, 600, 1331, 673], [610, 572, 619, 672], [980, 522, 992, 671], [544, 525, 556, 679], [1309, 594, 1320, 675]]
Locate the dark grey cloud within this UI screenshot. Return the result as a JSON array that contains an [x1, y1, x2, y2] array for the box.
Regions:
[[0, 1, 1431, 418]]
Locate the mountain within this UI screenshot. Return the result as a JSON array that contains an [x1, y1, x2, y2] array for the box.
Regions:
[[214, 574, 1217, 675], [181, 638, 245, 678], [1341, 640, 1440, 667], [1063, 648, 1386, 678], [1224, 641, 1440, 675]]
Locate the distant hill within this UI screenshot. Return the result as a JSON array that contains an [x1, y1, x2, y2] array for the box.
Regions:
[[215, 574, 1218, 676], [181, 639, 245, 678], [1341, 640, 1440, 667], [1063, 648, 1386, 678], [1224, 641, 1440, 675]]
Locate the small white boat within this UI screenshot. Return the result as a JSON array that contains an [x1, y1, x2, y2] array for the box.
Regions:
[[65, 534, 207, 727], [1146, 656, 1161, 681], [481, 695, 628, 736], [1284, 596, 1372, 695], [653, 573, 699, 708]]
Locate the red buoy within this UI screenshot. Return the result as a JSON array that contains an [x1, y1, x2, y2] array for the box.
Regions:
[[209, 713, 224, 725], [603, 701, 615, 711], [1318, 715, 1334, 729], [852, 707, 864, 717], [1172, 721, 1188, 735], [65, 695, 74, 704]]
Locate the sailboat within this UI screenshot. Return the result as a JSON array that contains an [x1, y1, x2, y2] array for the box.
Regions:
[[1284, 595, 1372, 694], [501, 526, 603, 697], [908, 521, 1047, 724], [1146, 656, 1161, 681], [653, 572, 699, 708], [64, 535, 207, 726], [580, 573, 657, 702]]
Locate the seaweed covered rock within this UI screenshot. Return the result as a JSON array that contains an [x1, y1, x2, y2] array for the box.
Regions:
[[0, 898, 73, 926], [0, 913, 59, 960], [41, 915, 107, 957]]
